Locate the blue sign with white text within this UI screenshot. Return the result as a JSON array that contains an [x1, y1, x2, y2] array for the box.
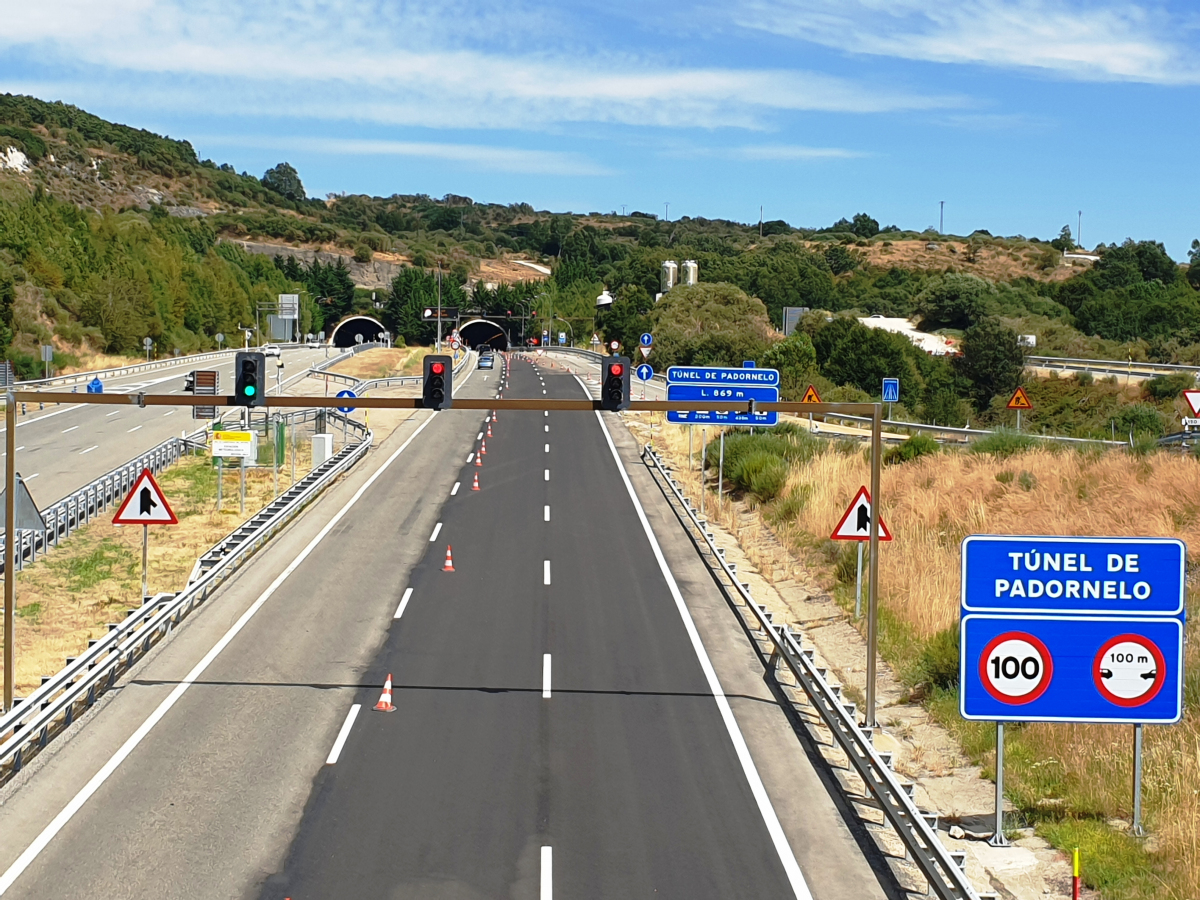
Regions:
[[667, 366, 779, 387], [962, 535, 1185, 616], [666, 383, 778, 426], [882, 378, 899, 403], [960, 534, 1186, 724]]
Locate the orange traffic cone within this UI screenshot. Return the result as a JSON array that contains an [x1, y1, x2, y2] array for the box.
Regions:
[[486, 424, 492, 437], [443, 545, 456, 571], [374, 674, 396, 712], [472, 472, 480, 491], [474, 452, 482, 467], [479, 440, 487, 455]]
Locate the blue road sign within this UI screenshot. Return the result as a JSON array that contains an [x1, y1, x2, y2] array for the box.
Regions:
[[667, 366, 780, 387], [882, 378, 899, 403], [636, 364, 654, 381], [336, 389, 357, 413], [666, 383, 779, 426], [640, 332, 654, 347], [86, 377, 103, 394], [960, 535, 1186, 724]]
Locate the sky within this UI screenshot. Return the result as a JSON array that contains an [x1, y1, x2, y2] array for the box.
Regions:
[[1, 0, 1197, 259]]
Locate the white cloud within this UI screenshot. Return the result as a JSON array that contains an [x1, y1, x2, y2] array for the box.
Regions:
[[197, 135, 614, 176], [729, 0, 1200, 84], [665, 144, 868, 160], [0, 0, 959, 129]]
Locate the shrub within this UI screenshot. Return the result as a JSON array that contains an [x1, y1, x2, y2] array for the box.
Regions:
[[353, 245, 373, 263], [970, 428, 1038, 458], [917, 626, 961, 689], [733, 451, 788, 501], [1075, 371, 1094, 386], [1114, 402, 1166, 437], [884, 433, 940, 466], [1018, 470, 1038, 491], [1144, 372, 1194, 401]]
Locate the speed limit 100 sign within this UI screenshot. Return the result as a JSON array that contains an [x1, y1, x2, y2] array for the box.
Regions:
[[979, 631, 1053, 704]]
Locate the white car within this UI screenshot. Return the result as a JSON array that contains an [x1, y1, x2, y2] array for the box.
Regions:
[[261, 344, 282, 358]]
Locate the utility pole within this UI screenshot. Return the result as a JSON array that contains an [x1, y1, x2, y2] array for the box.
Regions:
[[939, 200, 944, 234], [759, 205, 763, 238], [664, 201, 669, 222], [436, 263, 443, 353], [1078, 210, 1083, 249], [621, 205, 626, 216]]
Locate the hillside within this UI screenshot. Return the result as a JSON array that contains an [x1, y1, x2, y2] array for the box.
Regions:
[[0, 93, 1197, 400]]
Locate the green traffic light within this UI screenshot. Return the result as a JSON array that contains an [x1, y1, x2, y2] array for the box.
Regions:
[[244, 385, 256, 396]]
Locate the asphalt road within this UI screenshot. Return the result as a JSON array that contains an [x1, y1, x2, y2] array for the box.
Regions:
[[0, 352, 891, 899], [7, 346, 330, 505]]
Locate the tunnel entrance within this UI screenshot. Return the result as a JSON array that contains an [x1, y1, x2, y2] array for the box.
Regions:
[[328, 316, 387, 348], [459, 319, 510, 351]]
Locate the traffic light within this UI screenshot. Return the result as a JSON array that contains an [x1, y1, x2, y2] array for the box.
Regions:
[[423, 354, 453, 409], [601, 356, 631, 411], [234, 352, 266, 407]]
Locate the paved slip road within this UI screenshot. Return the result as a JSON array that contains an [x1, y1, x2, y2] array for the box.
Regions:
[[6, 346, 330, 506], [0, 352, 892, 899]]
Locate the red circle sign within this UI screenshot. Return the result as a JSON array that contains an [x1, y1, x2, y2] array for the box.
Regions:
[[1093, 634, 1166, 707], [978, 631, 1053, 705]]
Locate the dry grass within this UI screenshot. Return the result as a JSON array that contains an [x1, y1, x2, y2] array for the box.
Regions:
[[639, 416, 1200, 898], [10, 446, 311, 696]]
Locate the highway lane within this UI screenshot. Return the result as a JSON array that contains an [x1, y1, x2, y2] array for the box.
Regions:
[[0, 352, 891, 899], [6, 346, 330, 505]]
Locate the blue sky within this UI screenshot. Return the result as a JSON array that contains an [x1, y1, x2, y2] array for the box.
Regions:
[[2, 0, 1197, 258]]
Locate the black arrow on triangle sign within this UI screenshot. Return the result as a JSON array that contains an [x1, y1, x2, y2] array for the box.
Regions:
[[856, 504, 870, 533], [139, 487, 158, 517]]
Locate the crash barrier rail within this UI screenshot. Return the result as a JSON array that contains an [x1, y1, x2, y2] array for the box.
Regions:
[[1028, 355, 1200, 377], [0, 424, 372, 782], [305, 346, 473, 392], [643, 444, 993, 900], [0, 429, 209, 575]]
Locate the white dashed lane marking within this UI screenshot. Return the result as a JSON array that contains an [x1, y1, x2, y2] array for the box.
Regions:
[[394, 587, 414, 620], [325, 704, 361, 765], [451, 482, 460, 496], [429, 523, 442, 542], [543, 560, 551, 585], [544, 469, 549, 481], [544, 505, 550, 522]]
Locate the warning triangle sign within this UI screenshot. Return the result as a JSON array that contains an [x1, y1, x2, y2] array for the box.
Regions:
[[1184, 390, 1200, 416], [1006, 386, 1033, 410], [831, 486, 892, 541], [112, 468, 178, 525], [639, 346, 651, 358], [801, 384, 822, 404], [0, 473, 47, 532]]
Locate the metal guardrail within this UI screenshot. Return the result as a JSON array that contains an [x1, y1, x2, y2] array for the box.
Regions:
[[0, 430, 209, 574], [1028, 355, 1200, 377], [642, 445, 992, 900], [0, 424, 372, 782]]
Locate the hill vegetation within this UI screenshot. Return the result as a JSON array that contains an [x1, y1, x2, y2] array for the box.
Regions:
[[0, 92, 1197, 433]]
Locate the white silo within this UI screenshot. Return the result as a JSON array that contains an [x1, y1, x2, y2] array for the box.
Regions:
[[661, 260, 678, 293], [681, 259, 698, 286]]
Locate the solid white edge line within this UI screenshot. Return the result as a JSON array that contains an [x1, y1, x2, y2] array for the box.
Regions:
[[429, 522, 442, 543], [541, 846, 552, 899], [0, 407, 446, 897], [394, 587, 414, 620], [543, 560, 551, 585], [467, 452, 474, 462], [544, 505, 550, 522], [325, 704, 362, 765], [586, 386, 813, 900], [542, 653, 552, 699]]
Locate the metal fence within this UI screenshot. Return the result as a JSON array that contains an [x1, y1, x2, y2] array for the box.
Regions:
[[643, 445, 994, 900]]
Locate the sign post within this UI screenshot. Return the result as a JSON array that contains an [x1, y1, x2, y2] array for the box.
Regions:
[[960, 535, 1186, 840], [1007, 386, 1033, 431], [112, 469, 178, 599]]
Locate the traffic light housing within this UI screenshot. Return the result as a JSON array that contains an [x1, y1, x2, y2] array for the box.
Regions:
[[423, 354, 453, 409], [601, 356, 631, 411], [234, 352, 266, 407]]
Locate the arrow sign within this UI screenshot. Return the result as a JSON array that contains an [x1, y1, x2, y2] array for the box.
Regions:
[[640, 332, 653, 347], [831, 486, 892, 541], [336, 389, 357, 413], [636, 363, 654, 381], [1184, 390, 1200, 416], [1007, 386, 1033, 410], [113, 469, 178, 525]]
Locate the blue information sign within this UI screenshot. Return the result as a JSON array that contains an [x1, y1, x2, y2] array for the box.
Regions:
[[336, 389, 357, 413], [666, 384, 779, 426], [960, 535, 1186, 724], [882, 378, 899, 403], [636, 364, 654, 382], [667, 366, 779, 387], [640, 333, 654, 347]]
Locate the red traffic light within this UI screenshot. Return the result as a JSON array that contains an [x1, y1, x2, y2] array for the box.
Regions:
[[609, 363, 624, 376], [430, 362, 445, 375]]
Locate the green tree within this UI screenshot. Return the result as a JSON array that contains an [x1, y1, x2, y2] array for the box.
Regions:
[[1188, 239, 1200, 290], [0, 264, 14, 353], [955, 318, 1024, 412], [851, 213, 879, 238], [261, 162, 305, 201], [916, 274, 993, 330], [761, 330, 817, 400], [1050, 225, 1075, 252], [647, 282, 773, 369]]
